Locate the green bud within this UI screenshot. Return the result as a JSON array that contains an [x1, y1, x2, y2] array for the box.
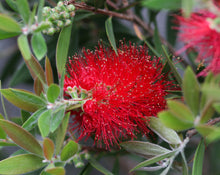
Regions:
[[62, 12, 70, 19], [70, 11, 75, 17], [57, 20, 64, 27], [64, 19, 71, 26], [57, 1, 64, 7], [67, 4, 75, 11], [47, 27, 56, 35], [51, 13, 60, 20], [42, 7, 51, 16]]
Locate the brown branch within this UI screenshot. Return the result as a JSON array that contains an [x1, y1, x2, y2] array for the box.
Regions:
[[186, 117, 220, 139], [67, 0, 178, 57]]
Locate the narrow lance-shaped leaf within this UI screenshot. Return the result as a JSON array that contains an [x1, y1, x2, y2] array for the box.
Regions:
[[56, 24, 72, 76], [18, 34, 31, 60], [45, 167, 65, 175], [50, 106, 65, 133], [0, 154, 47, 175], [89, 157, 114, 175], [130, 151, 176, 172], [142, 0, 181, 10], [105, 17, 118, 55], [183, 67, 200, 116], [0, 88, 46, 112], [37, 0, 45, 22], [31, 32, 47, 61], [16, 0, 30, 24], [22, 107, 47, 131], [0, 14, 21, 33], [54, 112, 70, 155], [192, 140, 205, 175], [24, 55, 46, 84], [149, 117, 181, 145], [0, 119, 43, 156], [34, 77, 44, 96], [45, 56, 54, 86], [43, 138, 54, 160], [159, 110, 193, 131], [38, 110, 51, 138], [5, 0, 18, 12], [120, 141, 171, 158], [60, 140, 79, 161]]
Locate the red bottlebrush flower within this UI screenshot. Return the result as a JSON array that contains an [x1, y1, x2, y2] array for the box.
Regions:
[[64, 42, 173, 149], [176, 10, 220, 75]]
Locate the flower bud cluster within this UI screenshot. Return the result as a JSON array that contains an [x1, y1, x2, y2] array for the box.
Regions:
[[41, 1, 75, 35], [73, 152, 91, 168]]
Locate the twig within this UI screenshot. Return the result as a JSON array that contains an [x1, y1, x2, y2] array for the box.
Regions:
[[186, 117, 220, 139], [67, 1, 177, 56]]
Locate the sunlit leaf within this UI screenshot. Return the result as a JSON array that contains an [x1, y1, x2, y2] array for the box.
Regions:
[[16, 0, 30, 24], [183, 67, 200, 116], [0, 119, 43, 156], [31, 32, 47, 61], [159, 110, 193, 131], [0, 88, 46, 112], [50, 105, 65, 133], [38, 110, 51, 138], [47, 84, 60, 103], [0, 154, 47, 175], [45, 167, 65, 175], [18, 34, 31, 60], [149, 117, 181, 145], [0, 13, 21, 33]]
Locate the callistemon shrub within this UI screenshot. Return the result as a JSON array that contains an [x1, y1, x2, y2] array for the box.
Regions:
[[64, 42, 174, 149]]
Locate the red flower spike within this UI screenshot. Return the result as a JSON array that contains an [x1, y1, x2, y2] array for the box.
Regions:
[[175, 10, 220, 75], [64, 42, 173, 149]]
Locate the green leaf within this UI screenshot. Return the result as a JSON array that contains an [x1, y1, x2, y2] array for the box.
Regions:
[[45, 56, 54, 86], [192, 140, 205, 175], [34, 77, 44, 96], [38, 110, 51, 138], [18, 34, 31, 60], [120, 141, 171, 158], [47, 84, 60, 103], [0, 114, 7, 139], [60, 140, 79, 161], [162, 46, 182, 86], [142, 0, 181, 10], [21, 110, 31, 123], [22, 107, 47, 131], [0, 88, 46, 112], [89, 157, 114, 175], [149, 117, 181, 145], [199, 100, 215, 124], [196, 125, 217, 137], [56, 24, 72, 76], [167, 100, 195, 121], [213, 103, 220, 113], [45, 167, 65, 175], [202, 85, 220, 101], [166, 12, 178, 46], [5, 0, 18, 12], [31, 32, 47, 61], [0, 141, 16, 146], [0, 13, 21, 33], [130, 151, 176, 172], [158, 110, 193, 131], [0, 154, 47, 174], [37, 0, 45, 22], [0, 29, 20, 40], [153, 22, 163, 55], [24, 55, 46, 83], [181, 151, 189, 175], [16, 0, 30, 24], [54, 112, 70, 155], [105, 17, 118, 55], [0, 119, 43, 156], [43, 138, 54, 160], [182, 0, 194, 17], [183, 67, 200, 116], [50, 106, 65, 133]]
